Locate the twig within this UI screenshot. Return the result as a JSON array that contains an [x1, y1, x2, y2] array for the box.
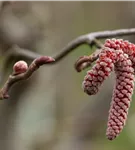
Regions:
[[1, 28, 135, 99], [52, 28, 135, 62], [0, 56, 55, 99], [74, 49, 101, 72], [5, 28, 135, 63], [0, 45, 42, 82]]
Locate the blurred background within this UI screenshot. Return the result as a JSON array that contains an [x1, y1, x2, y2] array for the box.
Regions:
[[0, 1, 135, 150]]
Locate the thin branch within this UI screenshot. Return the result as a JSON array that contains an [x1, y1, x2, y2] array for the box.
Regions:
[[1, 28, 135, 100], [0, 45, 42, 82], [5, 28, 135, 63], [0, 56, 55, 99], [52, 28, 135, 62], [75, 56, 91, 72], [74, 49, 101, 72]]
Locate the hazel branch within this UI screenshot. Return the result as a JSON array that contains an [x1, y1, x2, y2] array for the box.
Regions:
[[0, 56, 55, 100], [52, 28, 135, 62], [1, 28, 135, 100], [6, 28, 135, 63], [74, 49, 102, 72]]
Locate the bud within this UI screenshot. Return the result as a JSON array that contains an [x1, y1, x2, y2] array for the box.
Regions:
[[13, 60, 28, 74], [34, 56, 55, 66]]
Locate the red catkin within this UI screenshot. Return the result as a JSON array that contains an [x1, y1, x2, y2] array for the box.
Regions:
[[104, 39, 135, 140], [106, 51, 134, 140], [82, 39, 135, 140], [82, 47, 116, 95], [104, 38, 135, 68]]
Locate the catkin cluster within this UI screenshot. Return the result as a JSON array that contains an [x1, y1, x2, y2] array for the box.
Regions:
[[82, 39, 135, 140]]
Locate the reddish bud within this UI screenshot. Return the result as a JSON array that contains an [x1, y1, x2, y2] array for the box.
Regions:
[[35, 56, 55, 66], [13, 60, 28, 74]]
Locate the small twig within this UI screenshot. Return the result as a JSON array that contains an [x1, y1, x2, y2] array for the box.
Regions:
[[75, 56, 91, 72], [5, 28, 135, 63], [1, 28, 135, 99], [92, 39, 104, 48], [0, 56, 55, 99], [74, 49, 101, 72], [0, 45, 42, 83], [52, 28, 135, 62], [2, 45, 41, 75]]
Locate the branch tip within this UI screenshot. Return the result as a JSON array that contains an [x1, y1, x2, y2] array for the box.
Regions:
[[34, 56, 55, 66]]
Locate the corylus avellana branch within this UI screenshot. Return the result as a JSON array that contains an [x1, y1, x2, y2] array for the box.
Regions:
[[1, 28, 135, 100], [6, 28, 135, 63], [0, 56, 55, 100], [74, 49, 102, 72]]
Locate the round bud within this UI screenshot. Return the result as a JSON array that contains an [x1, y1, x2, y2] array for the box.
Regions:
[[13, 60, 28, 74]]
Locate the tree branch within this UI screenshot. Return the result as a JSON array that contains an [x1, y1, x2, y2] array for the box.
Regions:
[[74, 49, 101, 72], [1, 28, 135, 100], [52, 28, 135, 62], [0, 56, 55, 99], [6, 28, 135, 63]]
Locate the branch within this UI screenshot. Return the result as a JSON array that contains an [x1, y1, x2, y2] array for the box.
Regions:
[[0, 56, 55, 99], [74, 49, 101, 72], [5, 28, 135, 63], [52, 28, 135, 62], [0, 45, 42, 83], [1, 28, 135, 99]]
